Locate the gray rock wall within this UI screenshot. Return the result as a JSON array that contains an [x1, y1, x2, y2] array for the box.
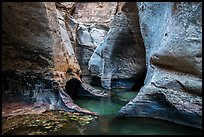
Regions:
[[66, 2, 117, 83], [119, 2, 202, 129], [75, 24, 109, 82], [88, 2, 146, 89]]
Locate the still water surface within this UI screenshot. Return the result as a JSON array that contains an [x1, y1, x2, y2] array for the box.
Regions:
[[4, 90, 201, 135], [60, 94, 201, 135]]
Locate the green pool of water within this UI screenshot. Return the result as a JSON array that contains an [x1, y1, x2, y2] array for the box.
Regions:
[[74, 98, 123, 115], [71, 91, 201, 135], [82, 115, 202, 135], [3, 88, 201, 135]]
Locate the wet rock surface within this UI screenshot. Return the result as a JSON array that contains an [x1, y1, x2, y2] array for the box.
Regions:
[[2, 70, 97, 118], [65, 77, 110, 99], [2, 110, 97, 135], [118, 86, 202, 129]]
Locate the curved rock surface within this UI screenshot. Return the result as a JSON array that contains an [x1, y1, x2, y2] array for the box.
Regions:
[[118, 2, 202, 129], [75, 24, 109, 83], [88, 2, 146, 89], [2, 2, 96, 117], [2, 2, 202, 129]]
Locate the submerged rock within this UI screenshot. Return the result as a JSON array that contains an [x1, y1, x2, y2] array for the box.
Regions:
[[2, 110, 97, 135]]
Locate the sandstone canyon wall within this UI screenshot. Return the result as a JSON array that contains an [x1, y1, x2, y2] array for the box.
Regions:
[[2, 2, 95, 117], [118, 2, 202, 129], [2, 2, 202, 129]]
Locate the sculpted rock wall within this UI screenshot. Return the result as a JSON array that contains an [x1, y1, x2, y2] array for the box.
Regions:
[[65, 2, 117, 83], [88, 2, 146, 89], [2, 2, 95, 116], [2, 2, 202, 129], [119, 2, 202, 129], [75, 24, 109, 83], [2, 2, 80, 73]]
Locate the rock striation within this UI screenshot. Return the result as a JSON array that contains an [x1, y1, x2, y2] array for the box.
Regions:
[[118, 2, 202, 129], [88, 2, 146, 89]]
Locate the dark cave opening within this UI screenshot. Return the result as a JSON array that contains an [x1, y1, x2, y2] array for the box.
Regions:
[[65, 78, 81, 99]]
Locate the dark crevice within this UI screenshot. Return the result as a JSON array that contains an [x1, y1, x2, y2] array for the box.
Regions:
[[130, 70, 147, 91], [65, 78, 81, 99], [90, 76, 102, 87]]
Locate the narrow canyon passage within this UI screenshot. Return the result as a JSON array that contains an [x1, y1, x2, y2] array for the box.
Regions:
[[2, 2, 202, 135]]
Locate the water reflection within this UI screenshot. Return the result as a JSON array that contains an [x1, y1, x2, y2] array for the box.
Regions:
[[72, 89, 201, 135], [98, 116, 110, 133], [83, 115, 201, 135], [74, 97, 201, 135]]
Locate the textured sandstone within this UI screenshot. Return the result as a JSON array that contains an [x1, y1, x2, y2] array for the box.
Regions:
[[2, 2, 95, 116], [119, 2, 202, 129], [75, 24, 109, 82], [2, 2, 202, 129], [71, 2, 117, 24], [88, 2, 146, 89]]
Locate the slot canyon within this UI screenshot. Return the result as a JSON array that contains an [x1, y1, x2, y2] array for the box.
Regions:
[[2, 2, 202, 135]]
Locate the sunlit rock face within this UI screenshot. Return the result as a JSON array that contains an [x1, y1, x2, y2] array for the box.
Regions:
[[2, 2, 94, 117], [71, 2, 117, 24], [75, 24, 109, 83], [88, 2, 146, 89], [119, 2, 202, 129], [65, 2, 117, 83]]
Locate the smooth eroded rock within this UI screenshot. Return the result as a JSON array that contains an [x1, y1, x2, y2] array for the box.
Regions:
[[119, 2, 202, 129], [88, 2, 146, 89], [2, 2, 96, 116]]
